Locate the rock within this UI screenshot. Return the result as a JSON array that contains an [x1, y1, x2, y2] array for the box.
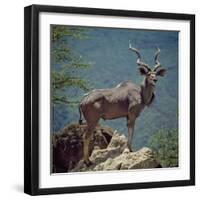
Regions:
[[94, 147, 160, 171], [52, 123, 113, 173], [70, 133, 127, 172], [52, 123, 161, 173], [70, 134, 161, 172]]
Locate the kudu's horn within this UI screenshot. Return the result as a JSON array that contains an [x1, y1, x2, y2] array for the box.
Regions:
[[129, 41, 151, 71], [153, 47, 161, 71]]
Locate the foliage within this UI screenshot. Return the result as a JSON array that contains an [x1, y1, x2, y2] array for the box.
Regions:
[[51, 25, 91, 106], [148, 128, 178, 167]]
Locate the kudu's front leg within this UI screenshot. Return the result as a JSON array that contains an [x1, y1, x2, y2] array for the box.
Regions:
[[127, 113, 136, 152]]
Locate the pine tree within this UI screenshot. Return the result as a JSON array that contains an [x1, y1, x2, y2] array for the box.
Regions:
[[51, 25, 91, 106]]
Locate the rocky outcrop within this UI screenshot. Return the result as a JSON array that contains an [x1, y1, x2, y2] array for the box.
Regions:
[[52, 123, 113, 173], [70, 133, 161, 172], [52, 123, 161, 173]]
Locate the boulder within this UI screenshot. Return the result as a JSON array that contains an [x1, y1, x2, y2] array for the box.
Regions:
[[52, 123, 113, 173], [70, 133, 161, 172], [52, 123, 161, 173]]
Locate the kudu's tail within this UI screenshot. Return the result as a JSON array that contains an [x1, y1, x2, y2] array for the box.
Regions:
[[78, 104, 83, 125]]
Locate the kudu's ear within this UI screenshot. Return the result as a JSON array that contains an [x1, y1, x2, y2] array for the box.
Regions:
[[138, 66, 149, 75], [155, 67, 167, 76]]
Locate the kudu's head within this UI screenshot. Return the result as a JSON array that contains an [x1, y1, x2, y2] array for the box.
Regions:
[[129, 41, 167, 87]]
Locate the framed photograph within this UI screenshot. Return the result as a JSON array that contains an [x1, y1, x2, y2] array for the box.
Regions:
[[24, 4, 195, 195]]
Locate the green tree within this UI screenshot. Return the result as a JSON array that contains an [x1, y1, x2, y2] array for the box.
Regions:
[[148, 128, 178, 167], [51, 25, 91, 106]]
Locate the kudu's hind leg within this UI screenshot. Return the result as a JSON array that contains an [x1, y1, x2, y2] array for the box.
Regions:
[[83, 123, 97, 166], [127, 113, 136, 152]]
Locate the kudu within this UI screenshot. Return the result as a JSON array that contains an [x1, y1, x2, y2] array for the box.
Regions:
[[79, 42, 166, 165]]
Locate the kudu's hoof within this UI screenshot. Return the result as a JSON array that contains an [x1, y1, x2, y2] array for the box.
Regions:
[[84, 159, 93, 167], [128, 145, 134, 152], [129, 148, 133, 152]]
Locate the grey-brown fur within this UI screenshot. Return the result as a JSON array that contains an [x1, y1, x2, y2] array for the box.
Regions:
[[80, 81, 143, 119], [79, 42, 167, 165]]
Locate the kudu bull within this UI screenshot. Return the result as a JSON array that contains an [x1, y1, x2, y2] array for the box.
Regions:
[[79, 42, 166, 165]]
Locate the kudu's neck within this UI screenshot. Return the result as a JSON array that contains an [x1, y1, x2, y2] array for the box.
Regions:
[[141, 78, 155, 105]]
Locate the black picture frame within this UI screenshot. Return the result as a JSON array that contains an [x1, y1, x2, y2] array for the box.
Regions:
[[24, 4, 195, 196]]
